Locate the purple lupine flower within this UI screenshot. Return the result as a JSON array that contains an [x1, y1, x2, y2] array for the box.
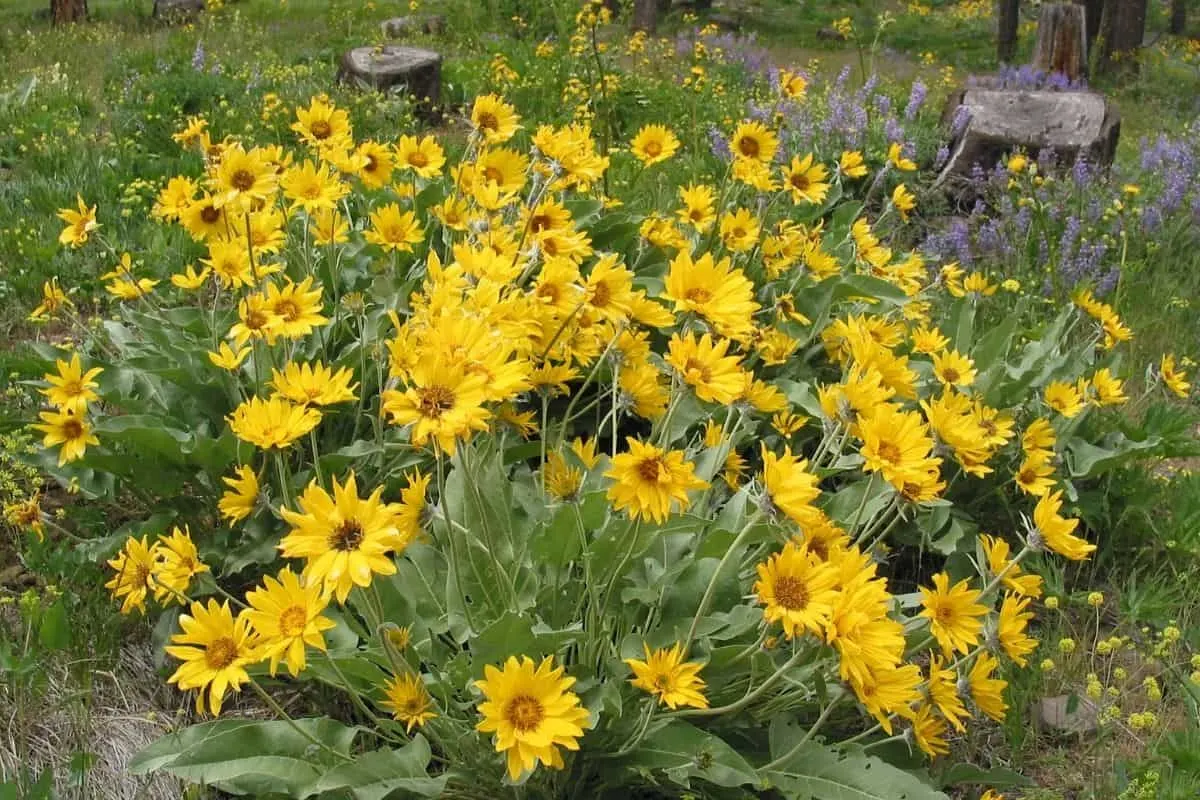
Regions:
[[934, 144, 950, 169], [192, 41, 206, 71], [950, 105, 971, 137], [884, 117, 904, 145], [905, 80, 927, 120], [707, 125, 731, 162], [874, 94, 892, 115]]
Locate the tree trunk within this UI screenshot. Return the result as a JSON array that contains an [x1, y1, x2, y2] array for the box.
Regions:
[[1074, 0, 1104, 46], [1033, 3, 1088, 80], [1169, 0, 1186, 34], [997, 0, 1021, 64], [633, 0, 658, 33], [50, 0, 87, 24], [1109, 0, 1148, 72]]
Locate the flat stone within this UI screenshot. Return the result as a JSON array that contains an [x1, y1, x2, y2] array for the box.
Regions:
[[154, 0, 205, 17], [339, 46, 442, 122], [936, 87, 1119, 191], [1038, 694, 1100, 736]]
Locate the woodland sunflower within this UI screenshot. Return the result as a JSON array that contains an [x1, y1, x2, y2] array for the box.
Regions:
[[280, 160, 347, 213], [278, 473, 403, 603], [996, 593, 1038, 667], [605, 438, 707, 523], [754, 541, 839, 639], [919, 572, 988, 656], [857, 403, 937, 490], [354, 140, 395, 189], [1015, 451, 1056, 497], [630, 124, 681, 165], [470, 93, 521, 143], [1031, 490, 1095, 560], [396, 134, 446, 179], [228, 396, 322, 450], [760, 444, 821, 527], [781, 154, 830, 205], [911, 702, 949, 757], [292, 96, 353, 150], [926, 655, 968, 732], [381, 358, 492, 455], [211, 145, 278, 212], [219, 465, 260, 523], [40, 354, 102, 414], [978, 534, 1043, 597], [365, 203, 424, 253], [382, 673, 438, 732], [165, 599, 257, 716], [264, 278, 329, 339], [242, 567, 335, 676], [105, 535, 159, 615], [202, 240, 254, 288], [931, 350, 976, 388], [625, 643, 708, 709], [729, 120, 778, 163], [270, 361, 357, 406], [664, 332, 745, 405], [675, 183, 716, 231], [1044, 380, 1086, 418], [208, 342, 251, 372], [229, 294, 282, 346], [850, 663, 922, 732], [661, 250, 759, 340], [1160, 354, 1190, 398], [152, 526, 209, 605], [967, 653, 1008, 721], [56, 195, 99, 248], [718, 207, 761, 252], [475, 655, 590, 781], [33, 409, 99, 466]]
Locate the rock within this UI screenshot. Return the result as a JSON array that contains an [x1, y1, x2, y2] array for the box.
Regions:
[[817, 26, 848, 41], [339, 46, 442, 122], [1037, 694, 1100, 737], [153, 0, 205, 18], [936, 87, 1119, 191], [379, 15, 446, 38]]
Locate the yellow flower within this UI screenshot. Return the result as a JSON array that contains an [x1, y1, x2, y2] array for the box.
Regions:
[[311, 208, 350, 245], [292, 96, 353, 150], [382, 673, 438, 732], [1044, 380, 1086, 417], [718, 207, 761, 253], [1032, 490, 1095, 560], [208, 342, 251, 372], [729, 120, 778, 163], [1090, 368, 1127, 406], [1015, 450, 1056, 497], [354, 140, 395, 189], [755, 541, 839, 639], [153, 525, 209, 605], [911, 325, 949, 354], [32, 409, 99, 466], [381, 358, 492, 455], [625, 643, 708, 709], [997, 593, 1037, 666], [105, 536, 159, 615], [664, 332, 745, 405], [470, 93, 521, 143], [839, 150, 868, 179], [153, 176, 198, 221], [264, 278, 329, 339], [56, 194, 100, 248], [3, 494, 44, 541], [279, 473, 404, 603], [888, 143, 917, 171], [772, 411, 809, 436], [165, 599, 256, 715], [891, 183, 916, 220], [230, 293, 283, 347], [857, 403, 939, 491], [243, 567, 335, 676], [170, 263, 211, 290], [475, 655, 591, 781], [280, 160, 347, 213], [210, 144, 278, 212], [926, 654, 968, 732], [662, 249, 759, 340], [931, 349, 976, 388], [605, 437, 707, 523], [1160, 354, 1191, 398], [782, 154, 830, 205], [270, 361, 357, 406], [919, 572, 988, 656], [40, 354, 102, 414], [29, 278, 73, 322], [760, 444, 821, 527], [911, 702, 949, 757], [219, 465, 259, 523], [395, 134, 446, 179], [1007, 153, 1028, 173], [630, 124, 681, 165], [778, 69, 808, 100], [228, 396, 322, 450], [365, 203, 424, 253], [967, 652, 1008, 721], [1022, 417, 1056, 453]]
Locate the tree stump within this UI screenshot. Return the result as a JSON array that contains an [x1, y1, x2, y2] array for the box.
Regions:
[[153, 0, 205, 19], [936, 88, 1120, 193], [50, 0, 88, 24], [339, 46, 442, 124], [1032, 3, 1088, 81]]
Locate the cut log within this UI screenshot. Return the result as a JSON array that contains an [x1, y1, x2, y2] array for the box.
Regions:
[[339, 46, 442, 123], [1032, 3, 1088, 81], [936, 88, 1120, 191]]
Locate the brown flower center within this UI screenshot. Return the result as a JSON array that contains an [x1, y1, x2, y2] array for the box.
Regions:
[[278, 605, 308, 637], [935, 605, 953, 624], [504, 695, 544, 732], [483, 166, 504, 185], [310, 120, 332, 140], [536, 283, 560, 303], [200, 205, 222, 224], [644, 141, 662, 157], [476, 111, 499, 132], [941, 367, 960, 383], [407, 151, 429, 168], [530, 213, 553, 233], [206, 636, 239, 669], [274, 300, 300, 322], [636, 455, 666, 483], [684, 287, 712, 304], [683, 357, 712, 384], [246, 310, 270, 330], [789, 173, 810, 191], [330, 519, 365, 551], [417, 385, 456, 419], [590, 281, 611, 308], [876, 441, 901, 464], [773, 576, 810, 610], [231, 169, 256, 191], [61, 379, 83, 397], [736, 136, 760, 158], [62, 417, 84, 440]]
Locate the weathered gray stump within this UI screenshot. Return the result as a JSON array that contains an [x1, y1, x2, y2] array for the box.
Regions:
[[936, 88, 1120, 190], [1032, 3, 1088, 81], [338, 46, 442, 123], [379, 15, 446, 38], [154, 0, 205, 19]]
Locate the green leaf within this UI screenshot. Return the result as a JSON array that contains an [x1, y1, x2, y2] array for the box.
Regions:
[[939, 762, 1032, 789], [129, 718, 358, 796], [1065, 433, 1164, 478], [763, 741, 948, 800], [304, 737, 447, 799], [38, 600, 70, 650], [623, 720, 760, 789]]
